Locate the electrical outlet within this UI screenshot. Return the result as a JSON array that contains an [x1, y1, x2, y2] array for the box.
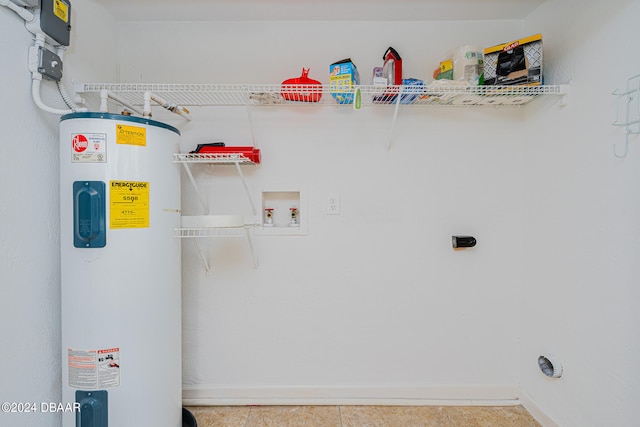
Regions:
[[326, 193, 340, 215]]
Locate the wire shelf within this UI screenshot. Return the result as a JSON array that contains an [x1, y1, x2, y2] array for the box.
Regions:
[[173, 153, 256, 165], [75, 83, 569, 109], [174, 227, 247, 238]]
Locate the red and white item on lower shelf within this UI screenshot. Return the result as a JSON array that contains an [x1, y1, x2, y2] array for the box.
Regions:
[[191, 143, 261, 163]]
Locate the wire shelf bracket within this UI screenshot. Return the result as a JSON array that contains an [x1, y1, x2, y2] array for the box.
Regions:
[[172, 152, 259, 272], [612, 74, 640, 158], [173, 153, 257, 215], [174, 226, 258, 272]]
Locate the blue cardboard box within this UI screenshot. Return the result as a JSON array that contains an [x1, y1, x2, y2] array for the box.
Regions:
[[330, 59, 360, 104]]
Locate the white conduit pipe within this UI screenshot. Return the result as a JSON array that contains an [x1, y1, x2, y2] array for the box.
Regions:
[[0, 0, 34, 22], [31, 79, 76, 115], [30, 33, 76, 115], [55, 46, 83, 111], [99, 89, 109, 112], [101, 90, 144, 116], [146, 92, 192, 121], [3, 2, 85, 115], [56, 78, 76, 110], [143, 91, 152, 117]]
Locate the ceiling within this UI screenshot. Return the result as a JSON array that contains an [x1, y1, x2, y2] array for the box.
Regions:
[[96, 0, 548, 22]]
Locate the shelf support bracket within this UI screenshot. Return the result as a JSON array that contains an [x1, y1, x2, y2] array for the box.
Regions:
[[245, 227, 258, 269], [612, 74, 640, 158], [193, 237, 211, 273], [386, 87, 404, 151], [182, 162, 210, 214], [246, 96, 257, 147], [234, 161, 257, 215]]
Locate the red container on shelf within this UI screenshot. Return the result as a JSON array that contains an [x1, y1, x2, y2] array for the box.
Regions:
[[382, 47, 403, 86], [373, 47, 404, 104], [195, 145, 261, 163], [281, 68, 323, 102]]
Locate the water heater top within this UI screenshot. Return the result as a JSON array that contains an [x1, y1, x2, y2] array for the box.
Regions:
[[60, 112, 181, 135]]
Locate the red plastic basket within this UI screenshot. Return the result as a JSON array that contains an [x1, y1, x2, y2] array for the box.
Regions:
[[281, 68, 323, 102]]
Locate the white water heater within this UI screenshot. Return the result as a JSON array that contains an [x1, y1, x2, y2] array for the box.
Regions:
[[59, 113, 182, 427]]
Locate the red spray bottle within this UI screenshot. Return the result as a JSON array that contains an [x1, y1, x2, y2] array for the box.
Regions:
[[382, 47, 402, 86]]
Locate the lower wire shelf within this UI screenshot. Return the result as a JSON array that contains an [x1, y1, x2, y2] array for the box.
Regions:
[[175, 225, 258, 271], [175, 226, 246, 238]]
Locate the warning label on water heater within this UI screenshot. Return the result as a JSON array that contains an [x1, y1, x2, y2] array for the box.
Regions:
[[68, 347, 120, 389], [116, 124, 146, 147], [71, 133, 106, 163], [110, 181, 150, 229]]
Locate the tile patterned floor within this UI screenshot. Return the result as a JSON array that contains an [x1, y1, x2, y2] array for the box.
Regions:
[[186, 405, 542, 427]]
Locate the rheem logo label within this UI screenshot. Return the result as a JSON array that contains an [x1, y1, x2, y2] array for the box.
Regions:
[[72, 134, 89, 153], [70, 133, 106, 163]]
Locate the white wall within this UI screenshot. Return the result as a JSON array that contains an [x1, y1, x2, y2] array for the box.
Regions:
[[116, 20, 534, 403], [5, 2, 637, 425], [521, 1, 640, 426], [0, 2, 116, 427]]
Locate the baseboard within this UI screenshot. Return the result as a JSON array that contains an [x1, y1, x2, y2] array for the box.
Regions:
[[519, 391, 560, 427], [183, 384, 520, 406]]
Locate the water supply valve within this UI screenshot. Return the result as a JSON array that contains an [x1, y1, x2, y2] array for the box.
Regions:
[[289, 207, 299, 227], [264, 208, 274, 227]]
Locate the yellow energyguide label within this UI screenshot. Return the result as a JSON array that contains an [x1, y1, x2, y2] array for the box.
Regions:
[[110, 181, 149, 229], [54, 0, 69, 23], [116, 124, 147, 147]]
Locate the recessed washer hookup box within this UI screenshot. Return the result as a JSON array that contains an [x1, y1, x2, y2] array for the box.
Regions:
[[483, 33, 542, 86]]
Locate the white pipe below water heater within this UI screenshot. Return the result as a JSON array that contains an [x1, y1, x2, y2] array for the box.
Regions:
[[59, 112, 182, 427]]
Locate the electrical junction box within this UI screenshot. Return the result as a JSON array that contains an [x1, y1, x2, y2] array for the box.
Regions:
[[38, 46, 63, 81], [28, 44, 63, 80], [40, 0, 71, 46]]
